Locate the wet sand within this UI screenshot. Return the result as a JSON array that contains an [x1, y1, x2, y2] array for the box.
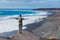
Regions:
[[24, 21, 44, 32]]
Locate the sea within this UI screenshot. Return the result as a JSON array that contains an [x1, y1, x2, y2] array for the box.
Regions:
[[0, 9, 53, 38], [0, 9, 53, 16]]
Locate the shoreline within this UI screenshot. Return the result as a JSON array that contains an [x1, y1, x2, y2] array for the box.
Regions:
[[0, 10, 54, 40]]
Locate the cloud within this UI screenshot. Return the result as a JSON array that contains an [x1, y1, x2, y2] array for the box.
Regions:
[[0, 0, 59, 8]]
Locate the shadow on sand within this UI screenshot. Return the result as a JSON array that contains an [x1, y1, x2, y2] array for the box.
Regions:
[[24, 20, 45, 32]]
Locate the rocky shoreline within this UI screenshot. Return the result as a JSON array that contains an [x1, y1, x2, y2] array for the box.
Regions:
[[32, 12, 60, 40], [0, 12, 60, 40]]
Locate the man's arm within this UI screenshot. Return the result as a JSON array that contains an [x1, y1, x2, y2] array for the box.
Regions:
[[22, 18, 29, 20], [8, 17, 19, 20]]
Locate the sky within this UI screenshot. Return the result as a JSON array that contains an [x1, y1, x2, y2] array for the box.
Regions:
[[0, 0, 60, 9]]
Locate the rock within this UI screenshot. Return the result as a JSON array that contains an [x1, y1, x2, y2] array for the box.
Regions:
[[9, 31, 39, 40], [49, 36, 58, 40], [0, 38, 7, 40]]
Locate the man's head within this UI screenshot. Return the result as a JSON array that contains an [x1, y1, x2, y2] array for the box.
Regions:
[[19, 15, 22, 17]]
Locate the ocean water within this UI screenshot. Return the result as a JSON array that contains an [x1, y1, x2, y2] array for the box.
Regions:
[[0, 9, 53, 16], [0, 9, 36, 16], [0, 9, 53, 38]]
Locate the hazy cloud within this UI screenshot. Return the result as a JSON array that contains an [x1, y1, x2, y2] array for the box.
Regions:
[[0, 0, 59, 8]]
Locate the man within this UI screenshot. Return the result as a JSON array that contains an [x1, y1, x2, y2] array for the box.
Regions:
[[8, 15, 29, 34]]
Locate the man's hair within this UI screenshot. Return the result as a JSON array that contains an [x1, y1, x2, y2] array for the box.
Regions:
[[20, 15, 22, 17]]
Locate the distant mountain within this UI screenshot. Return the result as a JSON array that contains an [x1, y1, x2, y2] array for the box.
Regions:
[[33, 8, 60, 10]]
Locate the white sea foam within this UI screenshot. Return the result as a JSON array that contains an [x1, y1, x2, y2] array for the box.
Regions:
[[0, 11, 52, 37]]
